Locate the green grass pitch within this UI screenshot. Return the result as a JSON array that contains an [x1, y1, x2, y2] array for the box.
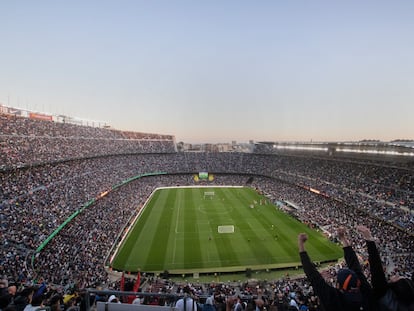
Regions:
[[110, 186, 343, 274]]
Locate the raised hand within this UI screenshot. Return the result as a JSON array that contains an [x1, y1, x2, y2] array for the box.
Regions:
[[356, 225, 374, 241]]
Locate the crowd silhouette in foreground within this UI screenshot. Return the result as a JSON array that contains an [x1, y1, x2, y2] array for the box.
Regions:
[[1, 114, 413, 310]]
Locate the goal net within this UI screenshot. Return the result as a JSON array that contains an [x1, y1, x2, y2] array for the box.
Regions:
[[218, 225, 234, 234], [204, 191, 215, 199]]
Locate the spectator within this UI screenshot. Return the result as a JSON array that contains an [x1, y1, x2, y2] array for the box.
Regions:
[[298, 232, 373, 311], [254, 297, 265, 311], [288, 292, 299, 310], [175, 286, 198, 311], [107, 295, 121, 304], [202, 296, 216, 311], [274, 291, 288, 311], [6, 286, 35, 311], [357, 225, 414, 311], [1, 110, 413, 307], [23, 290, 44, 311], [0, 283, 18, 310], [48, 294, 64, 311]]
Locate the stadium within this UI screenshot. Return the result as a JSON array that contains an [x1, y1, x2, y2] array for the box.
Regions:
[[0, 106, 413, 310]]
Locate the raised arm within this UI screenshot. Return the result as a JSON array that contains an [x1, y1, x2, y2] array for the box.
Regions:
[[337, 226, 351, 247], [357, 225, 388, 298], [337, 226, 374, 300], [337, 227, 362, 272], [298, 233, 338, 308]]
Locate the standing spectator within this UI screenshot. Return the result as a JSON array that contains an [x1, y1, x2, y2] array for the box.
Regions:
[[357, 225, 414, 311], [274, 291, 288, 311], [298, 231, 374, 311], [288, 292, 299, 310], [9, 287, 35, 311], [233, 296, 243, 311], [23, 290, 44, 311], [202, 297, 216, 311], [254, 297, 265, 311], [1, 283, 19, 310], [175, 286, 198, 311], [0, 279, 8, 297]]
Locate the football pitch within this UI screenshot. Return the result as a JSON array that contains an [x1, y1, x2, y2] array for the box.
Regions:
[[110, 186, 343, 274]]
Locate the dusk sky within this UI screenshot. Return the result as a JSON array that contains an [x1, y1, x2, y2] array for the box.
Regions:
[[1, 1, 413, 143]]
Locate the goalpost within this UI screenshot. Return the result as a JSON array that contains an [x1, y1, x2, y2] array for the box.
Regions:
[[204, 191, 215, 199], [218, 225, 234, 234]]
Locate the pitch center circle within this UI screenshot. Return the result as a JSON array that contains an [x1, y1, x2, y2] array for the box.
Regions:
[[198, 204, 234, 214]]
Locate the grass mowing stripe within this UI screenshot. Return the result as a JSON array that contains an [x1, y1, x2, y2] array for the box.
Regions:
[[204, 193, 226, 267], [208, 188, 241, 267], [111, 190, 159, 270], [127, 189, 164, 271], [256, 210, 294, 263], [112, 186, 343, 274], [223, 189, 274, 266], [169, 188, 183, 267], [144, 188, 175, 271], [193, 188, 214, 269], [183, 189, 202, 269], [171, 188, 186, 269], [302, 227, 343, 262]]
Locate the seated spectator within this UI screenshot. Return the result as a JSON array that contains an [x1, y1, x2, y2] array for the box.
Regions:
[[107, 295, 121, 304], [132, 297, 141, 305]]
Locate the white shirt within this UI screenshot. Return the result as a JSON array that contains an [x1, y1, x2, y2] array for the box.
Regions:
[[175, 296, 197, 311]]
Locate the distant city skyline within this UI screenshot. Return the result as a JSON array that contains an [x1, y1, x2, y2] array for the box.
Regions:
[[1, 1, 413, 143]]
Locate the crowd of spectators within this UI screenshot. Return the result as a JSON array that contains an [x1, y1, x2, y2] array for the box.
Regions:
[[0, 114, 176, 169], [1, 113, 413, 310]]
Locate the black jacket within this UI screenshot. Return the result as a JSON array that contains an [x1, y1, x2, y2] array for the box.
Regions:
[[366, 240, 414, 311], [300, 246, 375, 311]]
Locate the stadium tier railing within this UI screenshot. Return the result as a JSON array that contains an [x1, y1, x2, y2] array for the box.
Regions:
[[85, 289, 179, 311]]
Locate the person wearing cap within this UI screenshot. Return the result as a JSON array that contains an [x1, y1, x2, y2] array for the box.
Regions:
[[357, 225, 414, 311], [298, 229, 375, 311]]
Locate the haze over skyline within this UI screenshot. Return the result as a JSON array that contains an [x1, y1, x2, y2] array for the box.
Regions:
[[1, 1, 413, 143]]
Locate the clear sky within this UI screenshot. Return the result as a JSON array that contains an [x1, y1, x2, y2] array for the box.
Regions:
[[1, 1, 413, 143]]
